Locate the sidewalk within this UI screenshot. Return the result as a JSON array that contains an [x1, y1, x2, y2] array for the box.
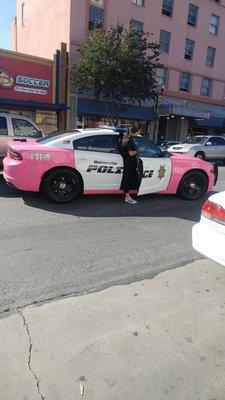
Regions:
[[1, 259, 225, 400]]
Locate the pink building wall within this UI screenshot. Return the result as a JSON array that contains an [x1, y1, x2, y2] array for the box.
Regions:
[[12, 0, 225, 106], [12, 0, 71, 59]]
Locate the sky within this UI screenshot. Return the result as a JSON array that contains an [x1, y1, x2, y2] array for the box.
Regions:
[[0, 0, 16, 50]]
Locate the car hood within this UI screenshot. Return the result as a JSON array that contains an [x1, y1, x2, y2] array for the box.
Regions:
[[171, 153, 212, 168], [169, 143, 202, 151]]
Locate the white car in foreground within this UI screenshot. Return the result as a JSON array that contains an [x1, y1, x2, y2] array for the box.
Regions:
[[192, 191, 225, 266]]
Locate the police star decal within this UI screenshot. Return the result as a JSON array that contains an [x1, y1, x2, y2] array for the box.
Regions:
[[158, 165, 166, 180]]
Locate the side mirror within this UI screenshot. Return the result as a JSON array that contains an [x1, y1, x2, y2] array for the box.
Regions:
[[206, 141, 212, 146]]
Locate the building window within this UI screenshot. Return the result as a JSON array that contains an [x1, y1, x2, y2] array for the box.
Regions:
[[206, 46, 216, 67], [184, 39, 195, 60], [21, 2, 25, 25], [162, 0, 174, 17], [130, 19, 143, 32], [155, 67, 167, 86], [210, 14, 220, 35], [159, 30, 171, 53], [213, 0, 220, 3], [187, 4, 199, 27], [180, 72, 191, 92], [89, 5, 104, 31], [132, 0, 145, 5], [201, 78, 212, 96]]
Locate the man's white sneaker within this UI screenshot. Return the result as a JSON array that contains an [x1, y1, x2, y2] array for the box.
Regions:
[[124, 198, 137, 204]]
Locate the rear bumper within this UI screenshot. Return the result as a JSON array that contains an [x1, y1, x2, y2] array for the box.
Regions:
[[3, 157, 40, 192], [192, 220, 225, 267]]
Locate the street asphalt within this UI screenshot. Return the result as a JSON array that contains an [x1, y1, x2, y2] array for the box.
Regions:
[[0, 167, 224, 315]]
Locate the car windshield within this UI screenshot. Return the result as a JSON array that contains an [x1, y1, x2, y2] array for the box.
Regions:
[[184, 136, 207, 144]]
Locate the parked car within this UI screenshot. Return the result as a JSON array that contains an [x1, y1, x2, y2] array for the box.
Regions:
[[160, 141, 181, 150], [168, 135, 225, 162], [192, 191, 225, 267], [0, 113, 43, 166], [3, 129, 217, 203]]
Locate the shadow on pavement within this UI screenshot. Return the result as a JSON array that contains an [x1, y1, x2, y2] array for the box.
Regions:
[[0, 174, 212, 222]]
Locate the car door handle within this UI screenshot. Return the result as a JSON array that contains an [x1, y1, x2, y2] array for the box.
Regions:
[[77, 157, 87, 161]]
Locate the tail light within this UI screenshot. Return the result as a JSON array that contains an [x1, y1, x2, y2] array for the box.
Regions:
[[8, 147, 22, 161], [202, 199, 225, 226]]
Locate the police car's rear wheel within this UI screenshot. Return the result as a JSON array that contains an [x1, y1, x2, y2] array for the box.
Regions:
[[42, 169, 82, 203], [177, 171, 208, 200]]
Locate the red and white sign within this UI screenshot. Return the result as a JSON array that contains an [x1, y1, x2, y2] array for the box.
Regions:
[[0, 53, 54, 103]]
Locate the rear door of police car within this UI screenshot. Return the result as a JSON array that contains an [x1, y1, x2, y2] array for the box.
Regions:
[[74, 134, 123, 191]]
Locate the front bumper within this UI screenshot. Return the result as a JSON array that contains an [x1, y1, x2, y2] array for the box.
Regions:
[[192, 220, 225, 267]]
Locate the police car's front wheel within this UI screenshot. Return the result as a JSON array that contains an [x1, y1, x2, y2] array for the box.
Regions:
[[177, 171, 208, 200], [42, 168, 82, 203]]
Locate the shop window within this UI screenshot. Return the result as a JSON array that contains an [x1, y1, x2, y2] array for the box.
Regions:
[[201, 78, 212, 97], [12, 118, 41, 138], [210, 14, 220, 35], [184, 38, 195, 60], [187, 4, 199, 27], [159, 30, 171, 53], [0, 116, 8, 135], [180, 72, 191, 92], [89, 5, 104, 30], [206, 46, 216, 67], [162, 0, 174, 17]]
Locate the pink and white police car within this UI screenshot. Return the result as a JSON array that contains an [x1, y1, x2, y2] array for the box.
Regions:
[[3, 129, 217, 203]]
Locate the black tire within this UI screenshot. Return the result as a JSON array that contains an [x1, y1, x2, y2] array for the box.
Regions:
[[177, 171, 208, 200], [194, 152, 205, 160], [42, 168, 82, 203]]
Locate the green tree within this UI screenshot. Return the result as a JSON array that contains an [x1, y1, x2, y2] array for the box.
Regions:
[[74, 26, 161, 124]]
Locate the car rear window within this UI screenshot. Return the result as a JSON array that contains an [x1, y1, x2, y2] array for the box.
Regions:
[[37, 131, 77, 144]]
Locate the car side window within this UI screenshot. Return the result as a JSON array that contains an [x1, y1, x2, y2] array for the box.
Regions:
[[133, 137, 162, 158], [74, 135, 119, 154], [209, 137, 225, 146], [88, 135, 119, 153], [0, 116, 8, 136], [73, 137, 89, 150], [12, 118, 41, 138]]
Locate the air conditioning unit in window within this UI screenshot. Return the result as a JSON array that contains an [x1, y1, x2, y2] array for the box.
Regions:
[[90, 0, 104, 6]]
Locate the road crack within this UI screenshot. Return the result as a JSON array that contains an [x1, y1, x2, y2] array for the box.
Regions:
[[17, 309, 46, 400]]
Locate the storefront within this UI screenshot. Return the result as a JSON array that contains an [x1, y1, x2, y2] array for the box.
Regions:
[[0, 46, 68, 133], [69, 92, 154, 134], [157, 98, 225, 142]]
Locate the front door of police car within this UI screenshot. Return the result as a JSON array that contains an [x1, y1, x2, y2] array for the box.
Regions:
[[133, 137, 172, 195], [74, 134, 123, 191]]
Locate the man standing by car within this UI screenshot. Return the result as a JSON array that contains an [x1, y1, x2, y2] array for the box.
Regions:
[[120, 127, 142, 204]]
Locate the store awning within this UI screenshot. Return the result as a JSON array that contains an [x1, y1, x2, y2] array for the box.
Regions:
[[191, 117, 225, 129], [77, 98, 154, 121], [0, 98, 69, 111]]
